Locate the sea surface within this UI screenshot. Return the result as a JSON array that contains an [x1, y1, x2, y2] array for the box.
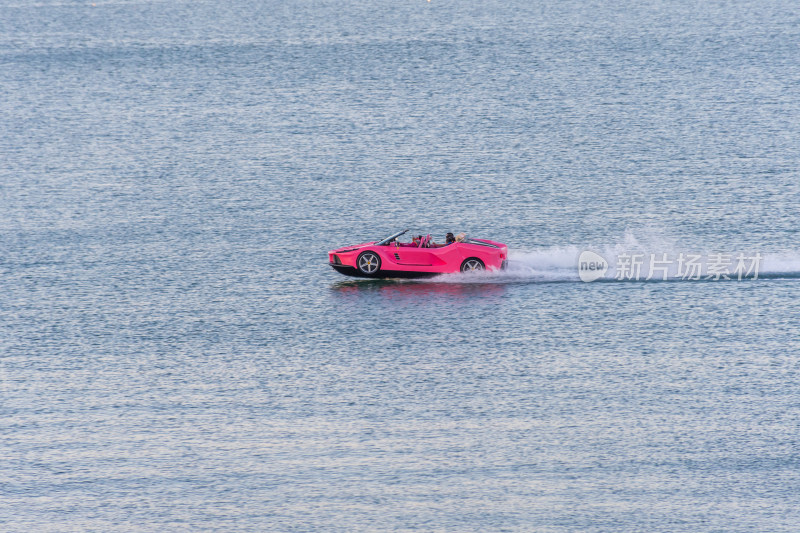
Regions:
[[2, 1, 800, 531]]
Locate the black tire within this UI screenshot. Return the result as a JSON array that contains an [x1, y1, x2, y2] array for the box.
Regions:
[[357, 251, 382, 276], [460, 258, 485, 272]]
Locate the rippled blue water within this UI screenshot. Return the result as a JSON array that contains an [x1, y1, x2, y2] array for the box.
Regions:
[[3, 1, 800, 531]]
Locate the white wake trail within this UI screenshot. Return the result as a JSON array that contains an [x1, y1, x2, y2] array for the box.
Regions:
[[431, 235, 800, 284]]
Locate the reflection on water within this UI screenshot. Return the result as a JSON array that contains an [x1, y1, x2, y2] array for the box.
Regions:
[[330, 279, 506, 303]]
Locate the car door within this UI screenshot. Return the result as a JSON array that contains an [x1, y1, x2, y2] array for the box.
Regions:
[[393, 244, 433, 265]]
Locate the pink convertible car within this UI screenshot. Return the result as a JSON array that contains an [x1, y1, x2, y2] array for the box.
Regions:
[[328, 229, 508, 278]]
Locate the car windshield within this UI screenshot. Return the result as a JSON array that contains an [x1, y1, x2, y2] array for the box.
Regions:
[[375, 229, 409, 246]]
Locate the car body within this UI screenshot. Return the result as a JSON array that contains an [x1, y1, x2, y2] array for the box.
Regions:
[[328, 229, 508, 278]]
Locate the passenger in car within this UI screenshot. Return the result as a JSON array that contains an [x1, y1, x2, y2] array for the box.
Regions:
[[445, 232, 455, 245]]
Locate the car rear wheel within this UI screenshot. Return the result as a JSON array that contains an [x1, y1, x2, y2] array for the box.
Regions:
[[460, 258, 485, 273], [357, 251, 381, 276]]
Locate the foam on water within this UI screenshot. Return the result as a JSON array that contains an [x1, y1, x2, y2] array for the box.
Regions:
[[432, 231, 800, 283]]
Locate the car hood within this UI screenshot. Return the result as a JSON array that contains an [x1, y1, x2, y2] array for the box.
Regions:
[[329, 242, 375, 253]]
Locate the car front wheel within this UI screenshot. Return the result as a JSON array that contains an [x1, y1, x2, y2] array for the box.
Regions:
[[357, 251, 382, 276]]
